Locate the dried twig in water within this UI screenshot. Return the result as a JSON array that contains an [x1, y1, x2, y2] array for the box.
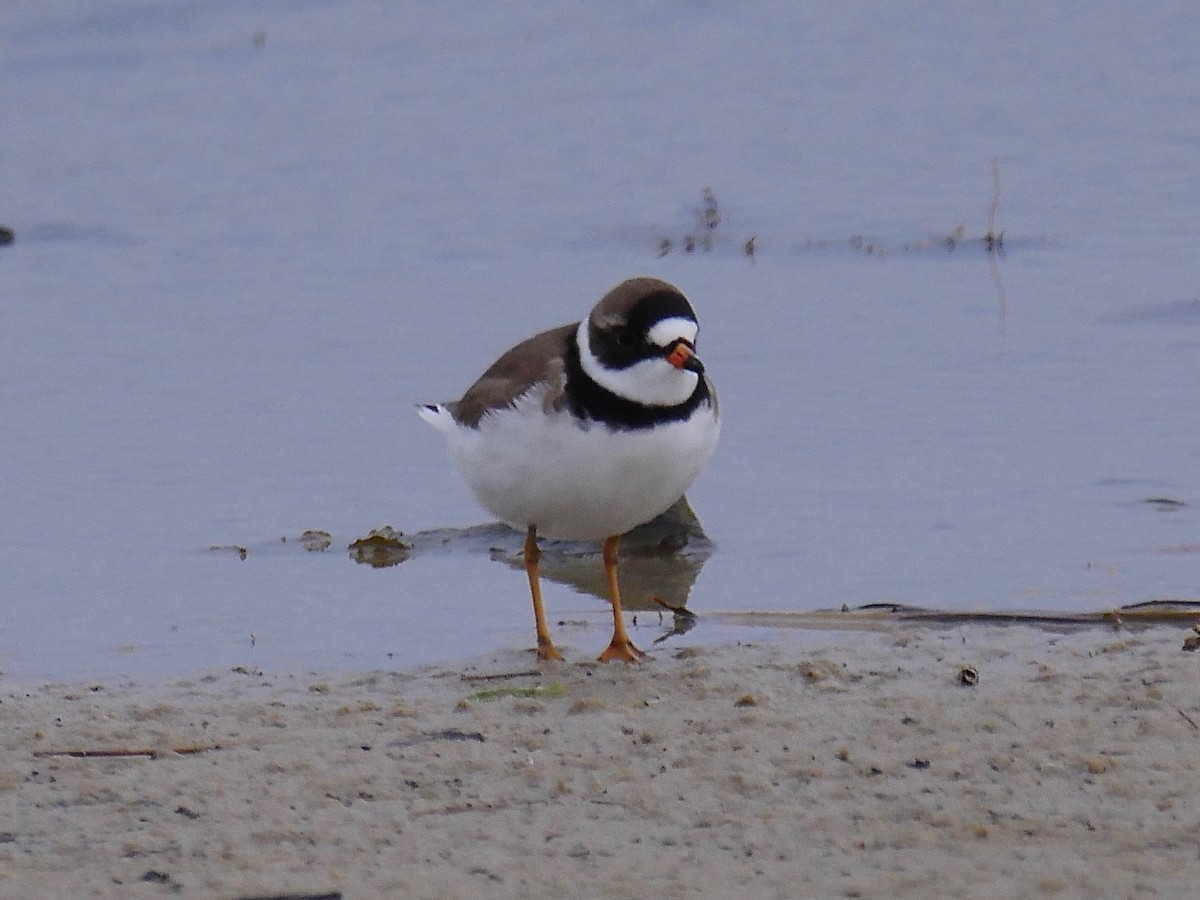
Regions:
[[989, 250, 1008, 324], [656, 188, 756, 260], [1178, 708, 1199, 730], [985, 156, 1004, 252], [698, 187, 721, 252]]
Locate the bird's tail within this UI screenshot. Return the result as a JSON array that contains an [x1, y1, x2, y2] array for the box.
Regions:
[[416, 403, 454, 433]]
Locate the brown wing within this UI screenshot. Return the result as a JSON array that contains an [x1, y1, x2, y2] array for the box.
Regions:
[[448, 322, 575, 427]]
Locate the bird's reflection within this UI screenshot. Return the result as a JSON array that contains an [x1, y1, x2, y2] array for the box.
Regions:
[[492, 496, 711, 614], [349, 497, 713, 629]]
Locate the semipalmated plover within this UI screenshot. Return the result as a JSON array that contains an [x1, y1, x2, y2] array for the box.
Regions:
[[419, 277, 720, 662]]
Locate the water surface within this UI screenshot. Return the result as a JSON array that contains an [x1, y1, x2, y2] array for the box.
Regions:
[[3, 3, 1198, 679]]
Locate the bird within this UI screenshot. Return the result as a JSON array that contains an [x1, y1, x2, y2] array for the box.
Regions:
[[419, 277, 720, 662]]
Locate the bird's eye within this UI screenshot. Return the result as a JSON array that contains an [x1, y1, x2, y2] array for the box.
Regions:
[[615, 329, 638, 349]]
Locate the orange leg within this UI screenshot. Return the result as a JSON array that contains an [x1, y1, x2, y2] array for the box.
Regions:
[[597, 535, 647, 663], [524, 526, 563, 661]]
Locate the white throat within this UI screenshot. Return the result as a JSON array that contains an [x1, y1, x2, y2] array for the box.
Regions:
[[576, 319, 699, 408]]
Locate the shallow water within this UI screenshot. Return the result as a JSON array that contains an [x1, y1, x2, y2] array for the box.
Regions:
[[3, 3, 1198, 679]]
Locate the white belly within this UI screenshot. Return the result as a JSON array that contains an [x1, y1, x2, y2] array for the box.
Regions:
[[427, 394, 720, 540]]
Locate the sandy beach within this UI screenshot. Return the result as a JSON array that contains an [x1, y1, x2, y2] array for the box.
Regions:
[[3, 622, 1199, 899]]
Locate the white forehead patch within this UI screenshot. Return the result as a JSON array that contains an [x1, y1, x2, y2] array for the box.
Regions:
[[647, 316, 699, 349]]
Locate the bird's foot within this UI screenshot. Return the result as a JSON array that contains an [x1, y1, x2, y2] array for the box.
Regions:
[[598, 638, 648, 664], [536, 640, 564, 662]]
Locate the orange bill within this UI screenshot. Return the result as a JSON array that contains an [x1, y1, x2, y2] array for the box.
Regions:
[[666, 342, 694, 369]]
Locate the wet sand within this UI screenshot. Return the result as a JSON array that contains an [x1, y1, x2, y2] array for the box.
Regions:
[[3, 624, 1199, 899]]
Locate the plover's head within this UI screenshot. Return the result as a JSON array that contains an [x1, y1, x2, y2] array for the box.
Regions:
[[577, 277, 706, 408]]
